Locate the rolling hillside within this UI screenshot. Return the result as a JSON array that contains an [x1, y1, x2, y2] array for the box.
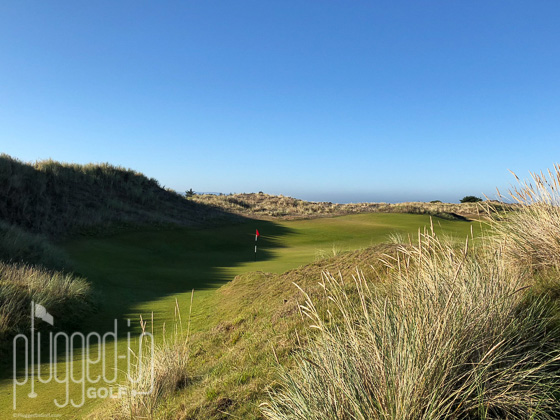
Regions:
[[0, 154, 238, 238]]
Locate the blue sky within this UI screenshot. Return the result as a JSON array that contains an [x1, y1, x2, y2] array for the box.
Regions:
[[1, 1, 559, 203]]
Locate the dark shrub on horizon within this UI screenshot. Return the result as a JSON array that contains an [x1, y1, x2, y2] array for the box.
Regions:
[[460, 195, 483, 203]]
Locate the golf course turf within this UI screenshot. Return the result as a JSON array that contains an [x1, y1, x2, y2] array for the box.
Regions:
[[3, 212, 483, 417]]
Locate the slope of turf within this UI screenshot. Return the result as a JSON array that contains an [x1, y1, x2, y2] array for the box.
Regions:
[[64, 213, 480, 336], [2, 213, 482, 418]]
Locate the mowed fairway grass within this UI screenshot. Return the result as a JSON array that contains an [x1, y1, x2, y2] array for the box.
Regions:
[[2, 213, 483, 418]]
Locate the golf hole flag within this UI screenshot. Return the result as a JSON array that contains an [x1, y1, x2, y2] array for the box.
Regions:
[[255, 229, 260, 260]]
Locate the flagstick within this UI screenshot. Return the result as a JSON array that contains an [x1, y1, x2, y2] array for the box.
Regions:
[[254, 230, 258, 261]]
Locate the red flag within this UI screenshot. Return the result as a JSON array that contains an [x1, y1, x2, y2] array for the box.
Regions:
[[254, 229, 259, 260]]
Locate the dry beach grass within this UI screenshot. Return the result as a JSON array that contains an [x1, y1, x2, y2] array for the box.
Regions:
[[193, 192, 512, 221]]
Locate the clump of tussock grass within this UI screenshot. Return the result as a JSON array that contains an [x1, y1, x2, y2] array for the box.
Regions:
[[315, 243, 344, 260], [0, 220, 70, 269], [262, 227, 560, 420], [109, 295, 192, 420], [0, 262, 91, 343], [491, 165, 560, 272]]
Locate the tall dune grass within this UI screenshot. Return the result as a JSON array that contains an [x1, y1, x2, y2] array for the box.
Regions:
[[491, 165, 560, 272], [107, 296, 192, 420], [193, 192, 513, 220], [263, 226, 560, 419], [0, 262, 92, 344], [0, 220, 69, 269]]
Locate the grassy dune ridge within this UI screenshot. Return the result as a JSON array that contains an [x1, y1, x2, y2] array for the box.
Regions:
[[0, 154, 236, 237], [193, 192, 514, 220]]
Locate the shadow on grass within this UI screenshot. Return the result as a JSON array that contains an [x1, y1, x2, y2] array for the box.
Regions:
[[64, 217, 294, 333], [2, 216, 295, 383]]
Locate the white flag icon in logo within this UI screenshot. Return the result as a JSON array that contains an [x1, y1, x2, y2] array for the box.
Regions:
[[33, 302, 54, 325]]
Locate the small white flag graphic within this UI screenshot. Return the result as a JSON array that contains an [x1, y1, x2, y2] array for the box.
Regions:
[[33, 302, 54, 325]]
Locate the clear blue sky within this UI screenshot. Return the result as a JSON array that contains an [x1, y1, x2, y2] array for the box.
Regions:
[[1, 1, 559, 203]]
